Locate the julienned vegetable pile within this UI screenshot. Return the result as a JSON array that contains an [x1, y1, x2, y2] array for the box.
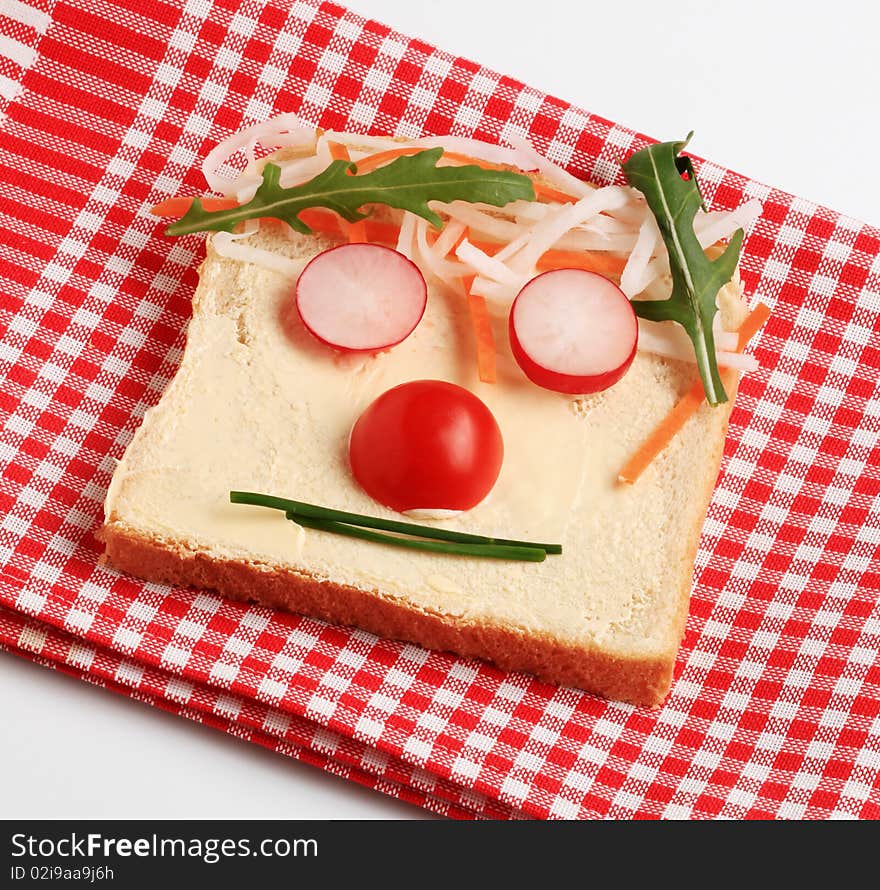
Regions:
[[153, 122, 762, 398], [152, 119, 769, 546]]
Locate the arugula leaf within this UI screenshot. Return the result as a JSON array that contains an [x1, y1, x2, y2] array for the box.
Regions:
[[165, 148, 535, 237], [622, 134, 743, 406]]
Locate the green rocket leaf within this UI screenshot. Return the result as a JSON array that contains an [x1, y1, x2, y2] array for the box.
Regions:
[[165, 148, 535, 237], [622, 134, 744, 406]]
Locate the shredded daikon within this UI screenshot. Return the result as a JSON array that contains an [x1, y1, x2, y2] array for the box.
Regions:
[[711, 314, 739, 352], [413, 135, 536, 170], [198, 121, 763, 381], [203, 113, 313, 193], [440, 201, 638, 253], [492, 231, 533, 263], [242, 137, 258, 165], [637, 323, 758, 372], [203, 131, 257, 192], [431, 219, 466, 259], [526, 226, 639, 254], [512, 202, 639, 241], [570, 232, 638, 253], [414, 217, 466, 286], [397, 212, 416, 259], [641, 317, 738, 356], [503, 200, 548, 221], [456, 239, 521, 285], [634, 199, 763, 295], [581, 214, 642, 237], [280, 149, 333, 187], [435, 202, 522, 243], [619, 215, 660, 297], [606, 199, 649, 227], [469, 277, 518, 303], [322, 132, 402, 153], [507, 187, 633, 272], [694, 199, 762, 248], [212, 230, 301, 277], [231, 137, 334, 202], [506, 137, 594, 199]]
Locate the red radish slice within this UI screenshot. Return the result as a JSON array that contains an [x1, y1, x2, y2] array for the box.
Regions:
[[509, 269, 638, 394], [295, 243, 427, 352]]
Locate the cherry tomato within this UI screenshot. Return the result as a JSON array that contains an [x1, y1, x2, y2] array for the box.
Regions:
[[349, 380, 504, 513]]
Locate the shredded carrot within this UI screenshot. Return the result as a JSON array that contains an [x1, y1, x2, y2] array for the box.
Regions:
[[537, 248, 627, 278], [459, 271, 497, 384], [465, 241, 625, 277], [346, 220, 368, 242], [349, 146, 585, 234], [364, 220, 401, 243], [297, 207, 397, 243], [350, 146, 422, 174], [469, 295, 498, 384], [533, 183, 578, 204], [733, 301, 772, 350], [296, 208, 342, 237], [442, 151, 508, 171], [467, 238, 504, 256], [149, 197, 397, 245], [150, 195, 238, 216], [152, 203, 341, 236], [328, 141, 352, 163], [616, 385, 707, 485], [617, 302, 772, 485]]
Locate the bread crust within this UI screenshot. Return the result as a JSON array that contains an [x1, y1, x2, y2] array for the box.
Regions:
[[100, 520, 701, 707], [666, 377, 739, 687]]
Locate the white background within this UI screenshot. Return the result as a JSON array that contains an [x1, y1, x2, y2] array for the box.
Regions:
[[2, 0, 878, 820]]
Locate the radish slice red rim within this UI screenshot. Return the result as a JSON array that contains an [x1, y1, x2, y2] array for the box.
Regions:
[[295, 243, 427, 352], [509, 269, 638, 394]]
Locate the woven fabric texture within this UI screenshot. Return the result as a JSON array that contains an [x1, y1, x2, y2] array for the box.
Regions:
[[1, 0, 878, 819]]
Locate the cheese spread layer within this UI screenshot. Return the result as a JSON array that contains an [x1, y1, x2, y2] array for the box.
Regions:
[[105, 233, 734, 651]]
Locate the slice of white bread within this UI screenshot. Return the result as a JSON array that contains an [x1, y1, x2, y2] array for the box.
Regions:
[[102, 169, 744, 707]]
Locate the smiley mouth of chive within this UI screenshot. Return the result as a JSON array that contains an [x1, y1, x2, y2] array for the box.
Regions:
[[230, 491, 561, 562]]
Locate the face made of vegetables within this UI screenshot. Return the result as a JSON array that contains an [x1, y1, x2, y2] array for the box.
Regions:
[[291, 235, 644, 514], [157, 135, 758, 533]]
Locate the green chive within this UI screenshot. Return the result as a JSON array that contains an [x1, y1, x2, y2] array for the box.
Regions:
[[229, 490, 561, 554], [287, 514, 546, 562]]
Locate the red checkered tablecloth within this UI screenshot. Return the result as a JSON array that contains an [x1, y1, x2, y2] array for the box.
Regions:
[[1, 0, 878, 820]]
